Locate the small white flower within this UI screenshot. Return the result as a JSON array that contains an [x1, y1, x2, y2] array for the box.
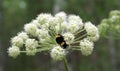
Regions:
[[11, 36, 24, 47], [36, 13, 52, 24], [88, 34, 99, 42], [25, 38, 38, 50], [8, 46, 20, 58], [26, 48, 37, 56], [85, 22, 99, 41], [80, 38, 94, 56], [68, 15, 83, 23], [48, 17, 59, 26], [68, 15, 83, 30], [50, 46, 66, 61], [98, 20, 109, 37], [55, 22, 68, 33], [31, 20, 41, 28], [85, 22, 98, 36], [110, 10, 120, 17], [61, 22, 68, 31], [55, 12, 67, 22], [17, 32, 28, 41], [67, 21, 80, 33], [25, 38, 38, 55], [39, 23, 49, 30], [55, 23, 61, 33], [24, 23, 37, 37], [110, 15, 120, 22], [63, 32, 75, 44], [36, 29, 49, 40]]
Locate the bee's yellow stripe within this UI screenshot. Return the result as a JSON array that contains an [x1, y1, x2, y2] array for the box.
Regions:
[[55, 35, 61, 38], [61, 42, 65, 46]]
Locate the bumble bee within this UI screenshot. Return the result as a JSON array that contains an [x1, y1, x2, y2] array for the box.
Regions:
[[55, 34, 68, 49]]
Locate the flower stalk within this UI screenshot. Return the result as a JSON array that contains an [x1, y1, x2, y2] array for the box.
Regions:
[[63, 57, 70, 71]]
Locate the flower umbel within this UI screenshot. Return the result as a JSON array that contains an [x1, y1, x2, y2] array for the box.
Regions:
[[8, 12, 99, 60]]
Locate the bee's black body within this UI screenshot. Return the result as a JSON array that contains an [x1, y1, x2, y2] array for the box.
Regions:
[[55, 34, 68, 49], [55, 34, 64, 44], [62, 41, 68, 49]]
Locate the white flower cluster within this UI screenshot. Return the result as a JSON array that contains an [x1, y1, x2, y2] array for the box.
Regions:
[[8, 46, 20, 58], [50, 46, 66, 61], [8, 12, 99, 60], [25, 39, 38, 55], [98, 10, 120, 38], [24, 23, 38, 37], [80, 38, 94, 56], [85, 22, 99, 42]]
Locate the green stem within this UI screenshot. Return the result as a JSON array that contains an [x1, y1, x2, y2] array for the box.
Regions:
[[70, 47, 81, 51], [58, 22, 62, 34], [75, 33, 87, 41], [63, 57, 70, 71], [74, 28, 85, 36], [71, 46, 80, 48], [20, 47, 52, 53], [70, 41, 80, 44]]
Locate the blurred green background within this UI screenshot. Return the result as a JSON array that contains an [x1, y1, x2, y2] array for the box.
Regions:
[[0, 0, 120, 71]]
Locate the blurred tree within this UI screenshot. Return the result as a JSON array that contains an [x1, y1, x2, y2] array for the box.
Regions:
[[0, 0, 4, 71], [26, 0, 54, 21], [2, 0, 28, 71], [108, 36, 117, 71]]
